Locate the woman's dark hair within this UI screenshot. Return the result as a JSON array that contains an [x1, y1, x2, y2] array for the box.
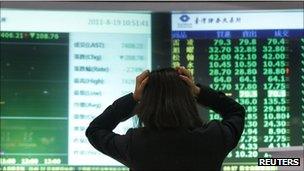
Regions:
[[135, 68, 203, 130]]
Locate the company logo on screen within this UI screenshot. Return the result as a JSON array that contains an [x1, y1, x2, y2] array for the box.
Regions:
[[180, 15, 190, 22], [177, 14, 192, 28]]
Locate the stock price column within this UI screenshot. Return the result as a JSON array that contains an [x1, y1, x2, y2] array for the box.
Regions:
[[233, 36, 259, 159], [208, 32, 233, 120], [261, 35, 291, 151]]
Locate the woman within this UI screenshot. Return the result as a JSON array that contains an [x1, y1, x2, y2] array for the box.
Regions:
[[86, 67, 245, 170]]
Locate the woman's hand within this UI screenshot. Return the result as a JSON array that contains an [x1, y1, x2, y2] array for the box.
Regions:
[[177, 66, 201, 96], [133, 70, 149, 101]]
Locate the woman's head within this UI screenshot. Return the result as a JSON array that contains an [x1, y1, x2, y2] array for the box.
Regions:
[[135, 68, 203, 130]]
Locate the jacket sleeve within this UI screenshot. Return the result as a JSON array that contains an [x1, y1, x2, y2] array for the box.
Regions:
[[85, 93, 138, 167], [196, 85, 246, 153]]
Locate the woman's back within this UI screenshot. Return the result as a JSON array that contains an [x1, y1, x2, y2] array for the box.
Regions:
[[86, 67, 245, 170], [130, 126, 225, 170]]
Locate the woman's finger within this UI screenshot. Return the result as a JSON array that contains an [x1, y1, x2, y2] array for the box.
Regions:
[[139, 77, 149, 90], [178, 66, 191, 78], [179, 75, 193, 87], [175, 66, 182, 74], [137, 70, 149, 83]]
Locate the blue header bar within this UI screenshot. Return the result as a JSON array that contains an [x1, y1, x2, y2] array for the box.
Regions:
[[171, 29, 304, 39]]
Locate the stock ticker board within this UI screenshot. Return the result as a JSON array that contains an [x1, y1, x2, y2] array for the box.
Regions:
[[1, 9, 304, 171], [1, 9, 152, 171], [171, 28, 304, 168]]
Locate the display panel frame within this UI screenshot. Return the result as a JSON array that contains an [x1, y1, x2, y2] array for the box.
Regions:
[[1, 1, 303, 171]]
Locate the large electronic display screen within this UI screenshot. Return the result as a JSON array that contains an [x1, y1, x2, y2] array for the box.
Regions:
[[171, 10, 304, 171], [1, 7, 304, 171], [0, 9, 151, 170]]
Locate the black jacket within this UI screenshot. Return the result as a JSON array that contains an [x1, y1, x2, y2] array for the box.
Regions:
[[86, 85, 245, 171]]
